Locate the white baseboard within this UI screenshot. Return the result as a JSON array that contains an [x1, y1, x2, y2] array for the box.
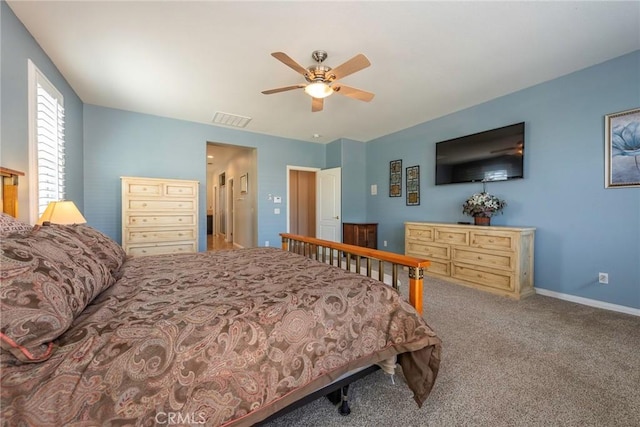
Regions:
[[534, 288, 640, 317]]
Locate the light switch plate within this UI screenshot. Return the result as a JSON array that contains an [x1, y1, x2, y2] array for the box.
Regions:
[[371, 184, 377, 195], [274, 196, 282, 203]]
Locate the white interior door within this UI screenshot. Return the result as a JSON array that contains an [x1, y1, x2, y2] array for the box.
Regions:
[[316, 167, 341, 242]]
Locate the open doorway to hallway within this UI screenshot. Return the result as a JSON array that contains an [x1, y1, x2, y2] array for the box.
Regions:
[[206, 142, 257, 250]]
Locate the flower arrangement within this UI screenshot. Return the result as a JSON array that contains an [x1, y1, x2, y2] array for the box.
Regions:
[[462, 192, 506, 218]]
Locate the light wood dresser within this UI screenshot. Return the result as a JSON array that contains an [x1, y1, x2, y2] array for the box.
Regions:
[[121, 176, 199, 257], [405, 222, 535, 299]]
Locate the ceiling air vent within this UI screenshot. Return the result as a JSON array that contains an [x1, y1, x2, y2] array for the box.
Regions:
[[212, 112, 252, 128]]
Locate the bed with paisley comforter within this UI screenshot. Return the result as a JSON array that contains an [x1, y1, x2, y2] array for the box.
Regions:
[[0, 218, 441, 426]]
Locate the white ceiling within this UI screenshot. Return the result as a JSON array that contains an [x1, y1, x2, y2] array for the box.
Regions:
[[8, 1, 640, 144]]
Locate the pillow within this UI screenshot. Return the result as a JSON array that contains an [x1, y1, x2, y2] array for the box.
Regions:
[[0, 225, 115, 363], [0, 213, 32, 236], [52, 224, 127, 276]]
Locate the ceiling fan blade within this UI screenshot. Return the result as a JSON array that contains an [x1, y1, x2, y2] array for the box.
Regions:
[[262, 84, 305, 95], [328, 54, 371, 81], [271, 52, 308, 76], [311, 97, 324, 112], [333, 84, 375, 102]]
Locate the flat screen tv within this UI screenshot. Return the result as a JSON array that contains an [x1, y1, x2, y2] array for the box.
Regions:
[[435, 122, 525, 185]]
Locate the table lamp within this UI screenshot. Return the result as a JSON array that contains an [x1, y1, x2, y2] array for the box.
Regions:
[[36, 200, 87, 225]]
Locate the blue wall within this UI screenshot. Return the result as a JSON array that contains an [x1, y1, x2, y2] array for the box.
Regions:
[[366, 51, 640, 309], [327, 138, 367, 223], [83, 105, 325, 251], [1, 1, 84, 220]]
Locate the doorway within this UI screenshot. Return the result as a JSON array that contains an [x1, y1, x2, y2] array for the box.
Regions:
[[289, 170, 316, 236], [206, 142, 257, 250], [287, 166, 341, 243], [228, 178, 234, 244]]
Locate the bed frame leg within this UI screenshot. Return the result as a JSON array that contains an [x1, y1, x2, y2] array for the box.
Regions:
[[325, 385, 352, 416], [338, 385, 351, 416]]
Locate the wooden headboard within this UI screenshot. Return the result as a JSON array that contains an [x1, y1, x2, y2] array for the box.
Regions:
[[1, 167, 25, 218]]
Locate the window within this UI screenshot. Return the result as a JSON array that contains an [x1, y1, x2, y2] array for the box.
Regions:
[[28, 60, 65, 223]]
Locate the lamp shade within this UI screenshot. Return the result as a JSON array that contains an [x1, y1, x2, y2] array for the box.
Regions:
[[37, 201, 87, 225], [304, 82, 334, 99]]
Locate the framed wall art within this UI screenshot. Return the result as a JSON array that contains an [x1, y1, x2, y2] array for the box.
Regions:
[[406, 165, 420, 206], [605, 107, 640, 188], [389, 159, 402, 197], [240, 173, 248, 194]]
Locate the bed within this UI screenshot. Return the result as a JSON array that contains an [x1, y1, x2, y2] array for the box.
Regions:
[[0, 215, 441, 426]]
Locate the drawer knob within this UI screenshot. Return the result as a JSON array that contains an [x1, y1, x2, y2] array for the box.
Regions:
[[142, 234, 147, 238], [142, 203, 147, 207], [142, 219, 147, 222], [179, 218, 183, 222]]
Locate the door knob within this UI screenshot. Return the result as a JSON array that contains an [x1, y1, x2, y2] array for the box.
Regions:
[[334, 216, 339, 220]]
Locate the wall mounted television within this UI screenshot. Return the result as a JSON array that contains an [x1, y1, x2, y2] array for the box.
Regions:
[[435, 122, 525, 185]]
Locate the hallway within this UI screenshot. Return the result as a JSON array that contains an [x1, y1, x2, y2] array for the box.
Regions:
[[207, 233, 235, 251]]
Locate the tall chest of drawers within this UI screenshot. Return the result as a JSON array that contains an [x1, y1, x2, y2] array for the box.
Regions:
[[122, 177, 199, 257], [405, 222, 535, 299]]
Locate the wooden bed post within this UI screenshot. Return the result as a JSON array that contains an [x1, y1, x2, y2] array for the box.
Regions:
[[281, 236, 288, 251], [408, 266, 424, 315]]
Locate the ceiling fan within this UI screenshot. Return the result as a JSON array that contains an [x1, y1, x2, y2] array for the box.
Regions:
[[262, 50, 374, 112]]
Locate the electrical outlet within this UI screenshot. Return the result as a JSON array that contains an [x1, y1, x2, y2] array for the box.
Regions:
[[265, 240, 270, 247], [383, 240, 388, 247], [598, 272, 608, 284]]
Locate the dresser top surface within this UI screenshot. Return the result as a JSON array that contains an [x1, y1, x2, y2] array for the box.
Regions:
[[405, 221, 536, 232]]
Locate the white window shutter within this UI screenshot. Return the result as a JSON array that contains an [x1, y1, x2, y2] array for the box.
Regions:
[[29, 60, 66, 221]]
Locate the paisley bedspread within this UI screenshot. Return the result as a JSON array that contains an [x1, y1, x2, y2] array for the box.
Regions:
[[1, 247, 441, 426]]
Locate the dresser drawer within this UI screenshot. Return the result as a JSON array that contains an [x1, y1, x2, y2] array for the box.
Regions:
[[406, 241, 450, 260], [452, 262, 514, 291], [125, 228, 197, 243], [434, 228, 469, 245], [125, 181, 163, 196], [127, 213, 196, 227], [126, 199, 196, 211], [165, 182, 197, 197], [405, 224, 434, 242], [127, 242, 197, 257], [424, 259, 450, 276], [470, 230, 517, 251], [452, 246, 515, 271]]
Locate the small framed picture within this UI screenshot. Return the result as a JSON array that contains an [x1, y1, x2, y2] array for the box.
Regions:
[[605, 107, 640, 188], [406, 165, 420, 206], [389, 159, 402, 197], [240, 173, 248, 194]]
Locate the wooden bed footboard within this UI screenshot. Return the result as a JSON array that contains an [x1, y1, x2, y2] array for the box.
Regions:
[[280, 233, 430, 315]]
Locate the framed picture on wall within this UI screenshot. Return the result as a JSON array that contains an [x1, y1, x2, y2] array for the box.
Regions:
[[406, 165, 420, 206], [605, 107, 640, 188], [389, 159, 402, 197], [240, 173, 248, 194]]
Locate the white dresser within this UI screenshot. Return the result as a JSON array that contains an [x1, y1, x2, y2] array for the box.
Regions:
[[121, 176, 199, 256], [405, 222, 535, 299]]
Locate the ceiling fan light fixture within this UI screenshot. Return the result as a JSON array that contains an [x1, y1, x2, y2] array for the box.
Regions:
[[304, 82, 333, 99]]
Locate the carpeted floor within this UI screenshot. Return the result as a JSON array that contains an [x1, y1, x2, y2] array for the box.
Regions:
[[262, 274, 640, 426]]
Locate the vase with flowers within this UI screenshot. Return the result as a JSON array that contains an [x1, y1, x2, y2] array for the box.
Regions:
[[462, 192, 506, 226]]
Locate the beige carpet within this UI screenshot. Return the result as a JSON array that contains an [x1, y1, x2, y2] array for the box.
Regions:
[[262, 274, 640, 426]]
